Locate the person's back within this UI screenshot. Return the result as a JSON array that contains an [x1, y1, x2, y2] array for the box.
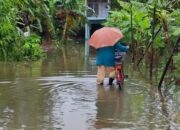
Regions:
[[96, 42, 128, 67], [96, 46, 115, 67], [96, 42, 129, 85]]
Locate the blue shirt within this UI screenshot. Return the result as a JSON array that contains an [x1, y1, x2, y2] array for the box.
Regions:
[[96, 42, 128, 67]]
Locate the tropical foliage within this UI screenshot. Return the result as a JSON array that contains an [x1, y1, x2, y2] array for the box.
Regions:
[[105, 0, 180, 46], [0, 0, 45, 61], [104, 0, 180, 89], [54, 0, 86, 46], [0, 0, 86, 61], [104, 0, 179, 60]]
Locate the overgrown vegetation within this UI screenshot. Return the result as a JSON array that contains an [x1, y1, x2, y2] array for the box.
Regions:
[[0, 0, 85, 61], [104, 0, 179, 87]]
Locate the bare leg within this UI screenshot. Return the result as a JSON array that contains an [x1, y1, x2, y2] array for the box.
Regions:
[[97, 66, 106, 85], [107, 67, 116, 85]]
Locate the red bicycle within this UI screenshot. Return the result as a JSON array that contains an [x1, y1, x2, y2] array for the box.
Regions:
[[115, 51, 126, 89]]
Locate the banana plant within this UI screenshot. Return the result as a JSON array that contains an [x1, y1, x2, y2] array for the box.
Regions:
[[0, 0, 47, 61], [19, 0, 55, 40], [104, 1, 151, 51], [54, 0, 86, 45], [104, 0, 179, 85]]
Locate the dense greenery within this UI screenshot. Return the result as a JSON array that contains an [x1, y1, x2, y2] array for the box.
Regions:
[[105, 0, 179, 48], [0, 0, 85, 61], [104, 0, 180, 85], [0, 0, 47, 61]]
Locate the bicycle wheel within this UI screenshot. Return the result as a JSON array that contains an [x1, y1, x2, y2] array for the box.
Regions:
[[118, 83, 122, 89], [116, 69, 123, 89]]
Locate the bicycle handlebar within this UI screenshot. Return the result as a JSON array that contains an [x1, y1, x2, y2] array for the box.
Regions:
[[115, 52, 126, 63]]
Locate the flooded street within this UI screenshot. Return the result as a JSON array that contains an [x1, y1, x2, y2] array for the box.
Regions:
[[0, 43, 179, 130]]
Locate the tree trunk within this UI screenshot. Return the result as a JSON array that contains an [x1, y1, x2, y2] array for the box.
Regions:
[[62, 13, 69, 43], [137, 27, 161, 66], [150, 46, 154, 80], [158, 37, 180, 94], [162, 19, 171, 54], [137, 6, 160, 66], [130, 2, 135, 63]]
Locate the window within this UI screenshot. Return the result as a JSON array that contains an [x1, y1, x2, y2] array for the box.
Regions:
[[87, 2, 99, 17]]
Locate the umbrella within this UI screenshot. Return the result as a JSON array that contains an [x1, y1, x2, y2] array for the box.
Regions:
[[88, 27, 124, 49]]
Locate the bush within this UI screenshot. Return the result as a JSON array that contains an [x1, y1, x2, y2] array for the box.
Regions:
[[17, 34, 45, 61]]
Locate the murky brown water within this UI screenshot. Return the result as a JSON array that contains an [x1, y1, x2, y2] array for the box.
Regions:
[[0, 43, 179, 130]]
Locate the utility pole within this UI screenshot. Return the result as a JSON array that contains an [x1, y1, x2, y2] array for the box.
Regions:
[[84, 0, 90, 58]]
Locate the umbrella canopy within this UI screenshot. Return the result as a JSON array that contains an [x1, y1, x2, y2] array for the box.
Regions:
[[88, 27, 124, 49]]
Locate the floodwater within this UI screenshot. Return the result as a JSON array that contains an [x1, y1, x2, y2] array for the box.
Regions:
[[0, 43, 179, 130]]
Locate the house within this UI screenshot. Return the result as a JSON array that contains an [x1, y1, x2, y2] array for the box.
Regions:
[[87, 0, 110, 21], [85, 0, 111, 57]]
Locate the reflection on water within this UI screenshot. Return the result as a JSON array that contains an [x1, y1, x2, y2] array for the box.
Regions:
[[38, 76, 97, 130], [0, 43, 179, 130], [95, 86, 125, 129]]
